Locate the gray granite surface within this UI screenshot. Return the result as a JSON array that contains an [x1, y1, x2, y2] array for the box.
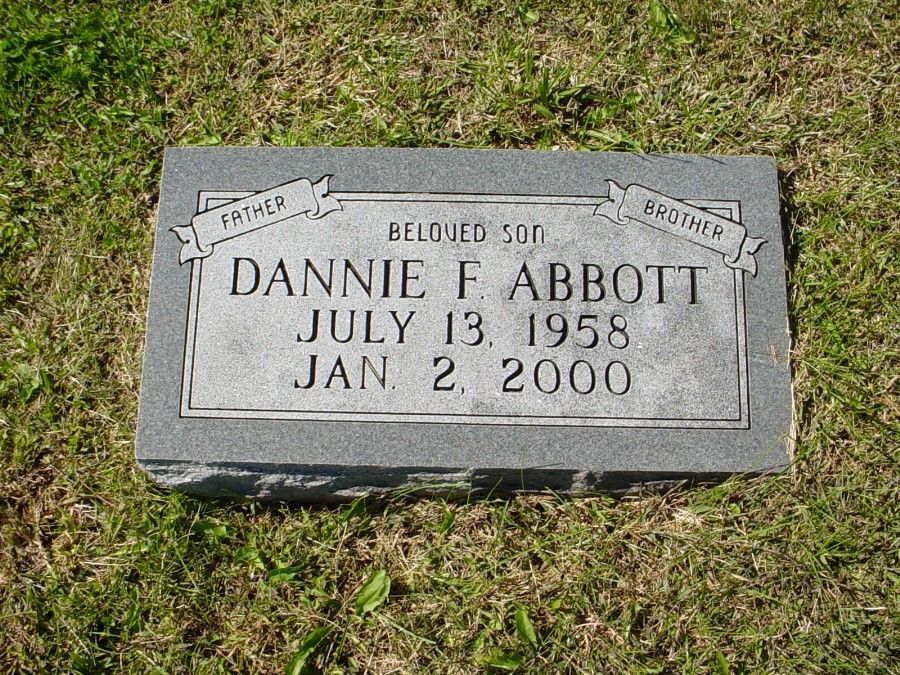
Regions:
[[136, 148, 792, 500]]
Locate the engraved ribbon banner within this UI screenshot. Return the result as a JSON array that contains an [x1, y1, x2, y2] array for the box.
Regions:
[[171, 176, 342, 264], [594, 180, 766, 276]]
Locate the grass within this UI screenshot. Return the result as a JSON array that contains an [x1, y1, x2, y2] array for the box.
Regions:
[[0, 0, 897, 671]]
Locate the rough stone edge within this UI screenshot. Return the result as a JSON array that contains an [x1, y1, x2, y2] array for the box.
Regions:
[[136, 459, 779, 503]]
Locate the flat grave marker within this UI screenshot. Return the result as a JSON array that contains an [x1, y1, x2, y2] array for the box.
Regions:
[[137, 148, 792, 500]]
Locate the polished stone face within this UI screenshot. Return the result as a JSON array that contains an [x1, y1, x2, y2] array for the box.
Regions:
[[137, 148, 792, 500]]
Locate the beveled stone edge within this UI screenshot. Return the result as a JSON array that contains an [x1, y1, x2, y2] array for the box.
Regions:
[[137, 459, 785, 503]]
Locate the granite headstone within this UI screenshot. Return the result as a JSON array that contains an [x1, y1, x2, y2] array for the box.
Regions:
[[136, 148, 792, 500]]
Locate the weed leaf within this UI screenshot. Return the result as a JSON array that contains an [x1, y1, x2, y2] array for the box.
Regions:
[[476, 649, 525, 670], [354, 569, 390, 615], [267, 564, 302, 584], [714, 650, 730, 675], [285, 627, 329, 675], [192, 519, 227, 539], [340, 497, 366, 522], [648, 0, 696, 47], [235, 544, 268, 571], [438, 509, 455, 534], [514, 607, 537, 648]]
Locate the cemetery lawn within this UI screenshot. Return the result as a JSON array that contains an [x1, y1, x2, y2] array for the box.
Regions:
[[1, 0, 897, 672]]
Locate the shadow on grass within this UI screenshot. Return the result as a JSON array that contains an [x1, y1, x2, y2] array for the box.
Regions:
[[777, 167, 806, 465]]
